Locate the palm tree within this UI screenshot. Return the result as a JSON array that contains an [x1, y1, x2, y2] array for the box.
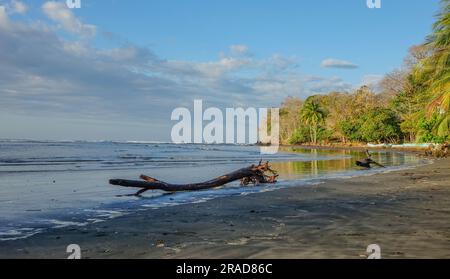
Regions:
[[416, 0, 450, 136], [300, 101, 326, 144]]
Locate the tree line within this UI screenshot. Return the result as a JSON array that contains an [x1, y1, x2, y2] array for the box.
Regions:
[[279, 0, 449, 145]]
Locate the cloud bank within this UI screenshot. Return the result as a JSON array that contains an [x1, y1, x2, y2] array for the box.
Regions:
[[0, 1, 361, 140]]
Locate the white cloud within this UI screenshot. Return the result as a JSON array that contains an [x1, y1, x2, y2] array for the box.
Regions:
[[0, 1, 27, 30], [307, 76, 353, 93], [321, 58, 358, 69], [0, 5, 9, 28], [42, 1, 96, 37], [230, 44, 249, 55], [11, 0, 27, 14], [0, 0, 27, 15]]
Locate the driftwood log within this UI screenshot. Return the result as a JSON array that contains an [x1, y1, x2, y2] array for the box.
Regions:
[[425, 142, 449, 158], [356, 150, 385, 168], [110, 161, 279, 196]]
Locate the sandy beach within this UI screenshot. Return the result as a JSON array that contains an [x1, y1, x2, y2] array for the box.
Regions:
[[0, 156, 449, 259], [0, 0, 448, 266]]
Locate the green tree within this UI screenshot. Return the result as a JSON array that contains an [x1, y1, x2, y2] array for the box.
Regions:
[[358, 109, 402, 143], [382, 46, 433, 142], [289, 126, 311, 144], [339, 118, 363, 142], [417, 113, 450, 143], [300, 101, 326, 144], [389, 78, 421, 142], [414, 0, 450, 136], [279, 97, 303, 144]]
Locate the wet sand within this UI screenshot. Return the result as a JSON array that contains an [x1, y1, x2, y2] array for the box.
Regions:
[[1, 158, 449, 259]]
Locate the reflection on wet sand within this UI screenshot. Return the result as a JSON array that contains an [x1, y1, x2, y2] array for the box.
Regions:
[[272, 147, 417, 180]]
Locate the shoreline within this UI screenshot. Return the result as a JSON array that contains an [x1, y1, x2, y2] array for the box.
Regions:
[[0, 157, 449, 259], [280, 144, 432, 155]]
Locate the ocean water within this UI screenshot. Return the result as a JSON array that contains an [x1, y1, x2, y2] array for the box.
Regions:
[[0, 140, 426, 241]]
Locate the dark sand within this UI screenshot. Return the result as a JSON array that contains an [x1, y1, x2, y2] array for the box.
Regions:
[[1, 158, 449, 259]]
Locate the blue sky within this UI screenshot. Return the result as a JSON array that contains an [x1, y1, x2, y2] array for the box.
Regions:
[[0, 0, 442, 141]]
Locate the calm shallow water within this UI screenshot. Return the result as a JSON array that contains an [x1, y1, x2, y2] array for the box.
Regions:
[[0, 140, 426, 241]]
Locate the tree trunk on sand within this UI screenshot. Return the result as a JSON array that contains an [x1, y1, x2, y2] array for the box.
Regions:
[[109, 161, 279, 196]]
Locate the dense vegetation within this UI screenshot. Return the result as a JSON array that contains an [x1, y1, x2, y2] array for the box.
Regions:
[[280, 0, 450, 145]]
